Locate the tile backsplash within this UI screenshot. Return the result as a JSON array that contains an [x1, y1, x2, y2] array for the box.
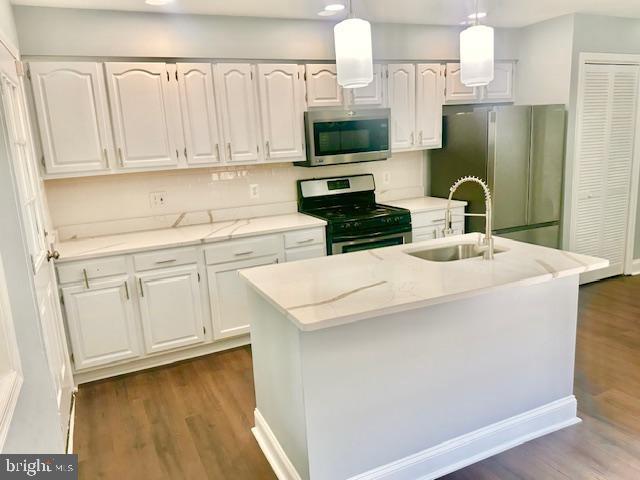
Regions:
[[46, 151, 427, 240]]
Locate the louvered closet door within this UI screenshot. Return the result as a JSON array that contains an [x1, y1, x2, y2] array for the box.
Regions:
[[573, 63, 639, 276]]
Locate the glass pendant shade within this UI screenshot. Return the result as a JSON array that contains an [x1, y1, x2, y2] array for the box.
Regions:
[[460, 24, 494, 87], [334, 18, 373, 88]]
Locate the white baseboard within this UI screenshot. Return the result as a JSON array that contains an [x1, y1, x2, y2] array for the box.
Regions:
[[254, 397, 579, 480], [252, 409, 302, 480], [632, 259, 640, 276]]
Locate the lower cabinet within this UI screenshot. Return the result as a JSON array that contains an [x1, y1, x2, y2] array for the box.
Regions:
[[207, 254, 282, 339], [62, 275, 140, 370], [410, 207, 466, 242], [137, 265, 206, 354]]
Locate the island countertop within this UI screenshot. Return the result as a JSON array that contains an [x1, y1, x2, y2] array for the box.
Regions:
[[239, 233, 608, 332]]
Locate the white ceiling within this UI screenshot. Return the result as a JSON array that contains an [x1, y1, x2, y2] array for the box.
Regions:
[[11, 0, 640, 27]]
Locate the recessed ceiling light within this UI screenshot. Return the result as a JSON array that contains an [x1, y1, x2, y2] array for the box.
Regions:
[[146, 0, 172, 6], [467, 12, 487, 20], [318, 10, 337, 16], [325, 3, 346, 11]]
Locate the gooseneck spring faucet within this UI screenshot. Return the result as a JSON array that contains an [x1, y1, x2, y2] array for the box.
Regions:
[[444, 176, 494, 260]]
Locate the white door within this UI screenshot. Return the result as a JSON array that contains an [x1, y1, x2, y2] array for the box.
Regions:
[[257, 64, 305, 162], [105, 62, 180, 169], [214, 63, 261, 163], [1, 67, 75, 439], [351, 64, 385, 106], [445, 63, 478, 104], [207, 254, 281, 339], [177, 63, 222, 166], [388, 64, 416, 150], [416, 64, 445, 149], [29, 62, 111, 175], [485, 62, 515, 101], [572, 63, 639, 279], [305, 64, 342, 107], [137, 265, 205, 354], [62, 275, 141, 370]]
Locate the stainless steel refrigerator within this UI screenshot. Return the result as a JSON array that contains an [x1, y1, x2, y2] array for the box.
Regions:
[[430, 104, 566, 248]]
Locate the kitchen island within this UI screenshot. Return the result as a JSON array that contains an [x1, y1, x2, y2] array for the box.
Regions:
[[239, 234, 607, 480]]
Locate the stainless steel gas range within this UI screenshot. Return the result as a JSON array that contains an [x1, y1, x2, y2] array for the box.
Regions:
[[297, 174, 412, 255]]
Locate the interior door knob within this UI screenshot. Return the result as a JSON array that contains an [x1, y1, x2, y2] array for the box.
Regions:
[[47, 250, 60, 261]]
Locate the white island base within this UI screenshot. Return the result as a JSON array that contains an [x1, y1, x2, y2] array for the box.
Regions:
[[247, 275, 581, 480]]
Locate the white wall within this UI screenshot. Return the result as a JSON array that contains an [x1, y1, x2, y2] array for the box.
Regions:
[[45, 152, 426, 236], [515, 15, 574, 105], [13, 6, 520, 61], [0, 0, 19, 51]]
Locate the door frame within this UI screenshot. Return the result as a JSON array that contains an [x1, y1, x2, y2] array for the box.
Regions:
[[569, 52, 640, 277]]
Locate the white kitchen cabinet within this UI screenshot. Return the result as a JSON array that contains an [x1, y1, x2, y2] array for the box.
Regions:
[[29, 62, 112, 175], [388, 64, 416, 150], [416, 64, 445, 149], [285, 244, 326, 262], [445, 62, 515, 104], [105, 62, 182, 169], [136, 265, 206, 354], [305, 64, 343, 107], [177, 63, 223, 165], [350, 64, 386, 106], [207, 254, 282, 339], [62, 275, 140, 370], [485, 62, 515, 101], [214, 63, 261, 163], [257, 64, 305, 162]]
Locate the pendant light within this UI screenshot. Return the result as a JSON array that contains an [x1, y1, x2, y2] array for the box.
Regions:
[[460, 0, 494, 87], [334, 0, 373, 88]]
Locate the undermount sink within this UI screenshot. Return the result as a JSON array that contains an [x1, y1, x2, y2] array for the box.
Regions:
[[407, 243, 506, 262]]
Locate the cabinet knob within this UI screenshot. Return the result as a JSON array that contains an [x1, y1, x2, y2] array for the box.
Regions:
[[46, 250, 60, 262]]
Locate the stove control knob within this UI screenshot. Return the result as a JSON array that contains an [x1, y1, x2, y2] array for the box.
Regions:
[[344, 222, 351, 229], [353, 222, 361, 228]]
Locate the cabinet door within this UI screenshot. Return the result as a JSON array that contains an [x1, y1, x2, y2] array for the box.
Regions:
[[351, 64, 385, 106], [30, 62, 111, 174], [177, 63, 222, 165], [485, 62, 515, 101], [137, 265, 205, 354], [105, 62, 179, 169], [207, 254, 281, 339], [445, 63, 478, 103], [305, 64, 342, 107], [257, 64, 305, 161], [214, 63, 261, 163], [416, 64, 445, 149], [388, 64, 416, 150], [62, 275, 140, 370]]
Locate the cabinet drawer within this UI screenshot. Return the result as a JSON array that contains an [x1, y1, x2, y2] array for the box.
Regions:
[[285, 244, 326, 262], [57, 256, 127, 284], [412, 208, 464, 228], [133, 247, 199, 272], [413, 226, 439, 242], [205, 235, 281, 265], [284, 228, 324, 249]]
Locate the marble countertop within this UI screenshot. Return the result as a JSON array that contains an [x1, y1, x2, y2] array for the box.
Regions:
[[55, 213, 327, 262], [240, 233, 608, 332], [383, 196, 467, 213]]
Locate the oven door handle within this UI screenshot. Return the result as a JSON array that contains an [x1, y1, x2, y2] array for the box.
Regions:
[[332, 228, 411, 242]]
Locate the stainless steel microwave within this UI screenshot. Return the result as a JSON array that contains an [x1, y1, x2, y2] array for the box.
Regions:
[[295, 108, 391, 167]]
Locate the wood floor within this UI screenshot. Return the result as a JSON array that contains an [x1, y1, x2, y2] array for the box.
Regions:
[[75, 274, 640, 479]]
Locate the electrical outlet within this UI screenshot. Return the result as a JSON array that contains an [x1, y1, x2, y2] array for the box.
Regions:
[[150, 191, 168, 208], [382, 171, 391, 185], [249, 184, 259, 199]]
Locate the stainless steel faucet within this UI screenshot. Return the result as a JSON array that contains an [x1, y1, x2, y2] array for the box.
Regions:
[[444, 176, 494, 260]]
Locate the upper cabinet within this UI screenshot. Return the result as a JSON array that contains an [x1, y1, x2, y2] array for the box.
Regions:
[[416, 64, 445, 149], [305, 64, 343, 107], [30, 62, 112, 175], [257, 64, 305, 162], [351, 64, 386, 106], [105, 62, 183, 169], [214, 63, 261, 163], [445, 62, 515, 104], [388, 64, 416, 150], [176, 63, 223, 166]]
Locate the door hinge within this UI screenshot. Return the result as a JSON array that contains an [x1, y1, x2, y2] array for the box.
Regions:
[[15, 60, 26, 77], [304, 71, 307, 81], [197, 272, 201, 282], [59, 294, 65, 306], [166, 71, 170, 82], [386, 70, 389, 79], [203, 326, 206, 335], [250, 70, 253, 80], [176, 149, 179, 159], [175, 70, 178, 81], [184, 147, 187, 159], [70, 353, 75, 364], [40, 155, 46, 168], [297, 71, 300, 80]]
